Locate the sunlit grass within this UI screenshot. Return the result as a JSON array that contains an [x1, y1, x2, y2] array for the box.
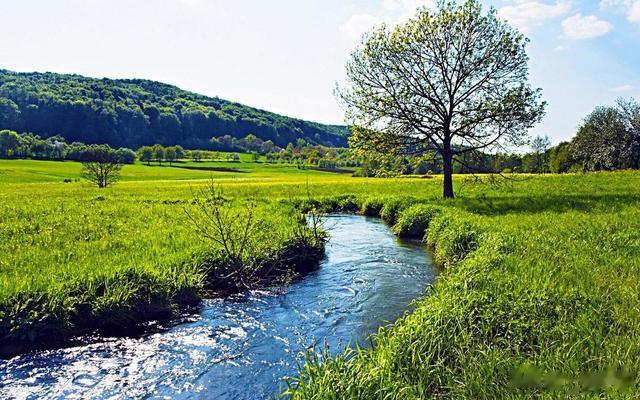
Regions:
[[2, 159, 640, 397]]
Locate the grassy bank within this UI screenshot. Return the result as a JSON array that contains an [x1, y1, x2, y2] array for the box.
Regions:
[[2, 159, 640, 398], [0, 160, 329, 357], [285, 180, 640, 398]]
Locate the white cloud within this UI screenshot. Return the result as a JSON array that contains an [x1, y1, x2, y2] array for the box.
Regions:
[[610, 84, 635, 92], [340, 0, 436, 39], [561, 14, 613, 39], [497, 1, 571, 32], [599, 0, 640, 22], [382, 0, 436, 12], [340, 14, 383, 38], [629, 1, 640, 21]]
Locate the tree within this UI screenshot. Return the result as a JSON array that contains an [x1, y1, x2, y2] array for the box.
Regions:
[[340, 0, 545, 197], [138, 146, 153, 165], [530, 135, 551, 173], [548, 141, 573, 173], [152, 144, 165, 165], [81, 145, 123, 188], [251, 151, 260, 162], [0, 130, 21, 158], [165, 146, 177, 165], [261, 140, 275, 154], [116, 147, 137, 164], [572, 105, 638, 171], [174, 145, 185, 160], [616, 97, 640, 169]]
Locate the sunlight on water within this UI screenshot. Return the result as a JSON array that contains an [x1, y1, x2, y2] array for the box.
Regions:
[[0, 215, 436, 400]]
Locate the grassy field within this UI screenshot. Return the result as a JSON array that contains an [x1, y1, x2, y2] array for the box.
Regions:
[[1, 159, 640, 397]]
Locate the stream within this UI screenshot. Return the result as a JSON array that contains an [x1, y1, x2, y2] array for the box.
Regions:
[[0, 215, 436, 399]]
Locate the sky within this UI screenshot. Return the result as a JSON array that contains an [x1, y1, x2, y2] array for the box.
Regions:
[[0, 0, 639, 144]]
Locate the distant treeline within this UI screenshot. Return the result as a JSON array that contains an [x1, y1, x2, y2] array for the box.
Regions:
[[0, 69, 348, 149], [138, 139, 356, 169], [0, 129, 136, 164], [359, 98, 640, 176]]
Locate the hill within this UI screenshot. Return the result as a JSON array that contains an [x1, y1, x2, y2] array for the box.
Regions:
[[0, 69, 349, 149]]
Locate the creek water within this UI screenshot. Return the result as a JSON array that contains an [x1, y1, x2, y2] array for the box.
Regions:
[[0, 215, 436, 400]]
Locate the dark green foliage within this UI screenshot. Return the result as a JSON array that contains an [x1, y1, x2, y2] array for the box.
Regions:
[[393, 204, 439, 238], [0, 129, 137, 164], [0, 69, 348, 149], [360, 197, 384, 216]]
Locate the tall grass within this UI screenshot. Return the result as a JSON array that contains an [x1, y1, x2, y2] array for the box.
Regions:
[[284, 187, 640, 398]]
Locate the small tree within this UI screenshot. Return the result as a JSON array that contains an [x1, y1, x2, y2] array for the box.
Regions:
[[0, 130, 21, 158], [340, 0, 546, 197], [165, 146, 177, 165], [531, 135, 551, 173], [138, 146, 153, 165], [175, 145, 185, 160], [116, 147, 137, 164], [81, 145, 123, 188], [152, 144, 165, 165]]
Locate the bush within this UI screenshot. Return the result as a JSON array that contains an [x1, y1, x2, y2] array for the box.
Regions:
[[380, 197, 415, 225], [393, 204, 440, 238], [360, 197, 384, 217]]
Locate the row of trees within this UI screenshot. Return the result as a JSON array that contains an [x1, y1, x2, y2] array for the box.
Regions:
[[137, 144, 186, 165], [0, 129, 136, 164]]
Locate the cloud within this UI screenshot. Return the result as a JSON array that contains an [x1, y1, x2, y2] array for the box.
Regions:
[[382, 0, 436, 12], [497, 1, 571, 32], [599, 0, 640, 22], [561, 14, 613, 39], [340, 14, 383, 38], [629, 1, 640, 21], [340, 0, 436, 39], [610, 84, 635, 92]]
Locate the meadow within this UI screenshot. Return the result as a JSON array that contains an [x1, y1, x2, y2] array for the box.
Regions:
[[1, 158, 640, 398]]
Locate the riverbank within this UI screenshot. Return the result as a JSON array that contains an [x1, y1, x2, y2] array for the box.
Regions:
[[0, 170, 327, 358], [285, 191, 640, 398], [0, 215, 436, 399]]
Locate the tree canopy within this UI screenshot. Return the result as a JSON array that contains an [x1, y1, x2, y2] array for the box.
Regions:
[[572, 99, 640, 171], [341, 0, 546, 197]]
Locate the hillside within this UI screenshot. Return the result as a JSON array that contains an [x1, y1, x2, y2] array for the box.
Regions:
[[0, 69, 348, 149]]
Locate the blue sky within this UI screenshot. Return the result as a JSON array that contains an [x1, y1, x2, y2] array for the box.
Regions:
[[1, 0, 639, 144]]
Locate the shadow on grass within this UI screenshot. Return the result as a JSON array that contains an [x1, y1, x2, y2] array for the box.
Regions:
[[172, 165, 247, 173]]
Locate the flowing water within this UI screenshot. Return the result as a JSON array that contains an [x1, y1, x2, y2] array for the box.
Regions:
[[0, 215, 436, 400]]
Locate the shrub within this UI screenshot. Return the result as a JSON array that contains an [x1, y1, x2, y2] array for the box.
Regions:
[[380, 197, 415, 225], [393, 204, 440, 238], [360, 197, 384, 217]]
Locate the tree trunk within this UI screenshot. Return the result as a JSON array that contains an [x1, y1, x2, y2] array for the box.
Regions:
[[442, 150, 454, 198]]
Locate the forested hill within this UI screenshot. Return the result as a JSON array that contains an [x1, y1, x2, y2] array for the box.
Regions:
[[0, 69, 349, 149]]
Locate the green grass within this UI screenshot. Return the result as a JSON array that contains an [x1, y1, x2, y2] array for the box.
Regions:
[[284, 176, 640, 398], [1, 159, 640, 397]]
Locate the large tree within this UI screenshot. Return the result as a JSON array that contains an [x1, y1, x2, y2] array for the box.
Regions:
[[339, 0, 546, 197], [572, 100, 640, 171]]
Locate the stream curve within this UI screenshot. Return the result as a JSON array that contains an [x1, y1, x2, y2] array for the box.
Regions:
[[0, 215, 436, 400]]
